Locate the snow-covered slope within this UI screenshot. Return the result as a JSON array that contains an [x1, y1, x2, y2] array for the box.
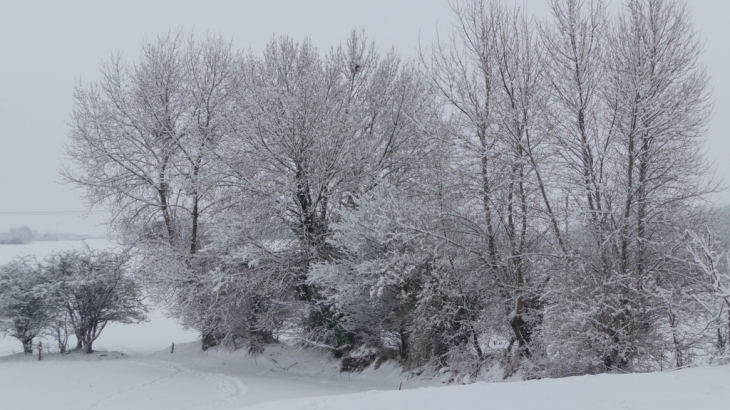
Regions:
[[0, 342, 416, 410], [0, 350, 247, 410], [245, 364, 730, 410]]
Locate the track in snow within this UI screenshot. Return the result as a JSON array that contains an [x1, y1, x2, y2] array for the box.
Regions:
[[83, 358, 248, 410]]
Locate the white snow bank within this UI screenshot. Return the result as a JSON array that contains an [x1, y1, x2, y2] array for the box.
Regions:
[[243, 364, 730, 410], [2, 338, 730, 409]]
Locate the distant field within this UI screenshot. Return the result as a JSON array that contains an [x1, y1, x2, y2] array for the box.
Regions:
[[0, 238, 111, 264]]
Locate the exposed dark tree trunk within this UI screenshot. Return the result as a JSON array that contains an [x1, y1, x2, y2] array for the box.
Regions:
[[21, 336, 34, 355]]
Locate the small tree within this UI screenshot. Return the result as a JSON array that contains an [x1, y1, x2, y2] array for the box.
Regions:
[[46, 249, 147, 353], [0, 257, 52, 354], [685, 229, 730, 358]]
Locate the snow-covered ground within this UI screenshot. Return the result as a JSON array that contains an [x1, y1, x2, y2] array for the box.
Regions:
[[248, 364, 730, 410], [3, 338, 730, 410], [0, 342, 414, 410], [0, 238, 113, 264], [2, 240, 730, 409]]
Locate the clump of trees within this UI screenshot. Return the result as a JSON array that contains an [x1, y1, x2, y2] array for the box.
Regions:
[[0, 227, 36, 244], [63, 0, 727, 379], [0, 248, 147, 354]]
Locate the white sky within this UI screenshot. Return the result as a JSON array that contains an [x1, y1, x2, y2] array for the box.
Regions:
[[1, 0, 728, 236]]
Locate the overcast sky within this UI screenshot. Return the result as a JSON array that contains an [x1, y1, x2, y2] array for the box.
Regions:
[[1, 0, 728, 236]]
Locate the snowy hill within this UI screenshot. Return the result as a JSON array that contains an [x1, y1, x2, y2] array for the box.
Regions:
[[246, 364, 730, 410]]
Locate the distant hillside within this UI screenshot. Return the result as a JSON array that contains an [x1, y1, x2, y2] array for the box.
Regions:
[[0, 226, 105, 244]]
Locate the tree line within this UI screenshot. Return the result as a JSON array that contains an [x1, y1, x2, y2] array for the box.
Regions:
[[61, 0, 729, 378]]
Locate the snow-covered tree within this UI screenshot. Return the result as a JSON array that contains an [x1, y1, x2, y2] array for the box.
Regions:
[[45, 249, 147, 353], [214, 31, 436, 352], [59, 0, 721, 379], [63, 32, 239, 346], [0, 257, 51, 354], [543, 0, 715, 374], [421, 1, 559, 374], [684, 229, 730, 359], [64, 33, 236, 255]]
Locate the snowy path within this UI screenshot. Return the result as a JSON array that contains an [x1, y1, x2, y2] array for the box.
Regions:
[[83, 359, 248, 410], [0, 343, 408, 410]]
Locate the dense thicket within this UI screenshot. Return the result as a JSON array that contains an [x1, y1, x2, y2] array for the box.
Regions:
[[63, 0, 725, 379]]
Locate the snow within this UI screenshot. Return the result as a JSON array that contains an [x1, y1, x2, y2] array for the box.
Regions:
[[247, 365, 730, 410], [3, 342, 730, 410], [2, 240, 730, 409], [0, 341, 417, 410], [0, 350, 247, 410], [0, 238, 111, 264]]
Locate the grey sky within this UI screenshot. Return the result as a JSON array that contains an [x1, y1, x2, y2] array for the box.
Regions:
[[1, 0, 728, 236]]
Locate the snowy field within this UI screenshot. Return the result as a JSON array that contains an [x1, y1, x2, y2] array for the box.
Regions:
[[2, 241, 730, 409]]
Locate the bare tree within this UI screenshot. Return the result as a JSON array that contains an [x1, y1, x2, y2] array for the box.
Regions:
[[64, 32, 237, 261], [63, 33, 238, 346], [685, 229, 730, 359], [422, 0, 558, 367], [0, 257, 50, 354], [45, 249, 147, 354], [543, 0, 715, 374]]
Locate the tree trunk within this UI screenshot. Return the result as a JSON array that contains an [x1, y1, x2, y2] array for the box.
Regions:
[[399, 328, 409, 361], [509, 296, 532, 357], [21, 336, 34, 355]]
